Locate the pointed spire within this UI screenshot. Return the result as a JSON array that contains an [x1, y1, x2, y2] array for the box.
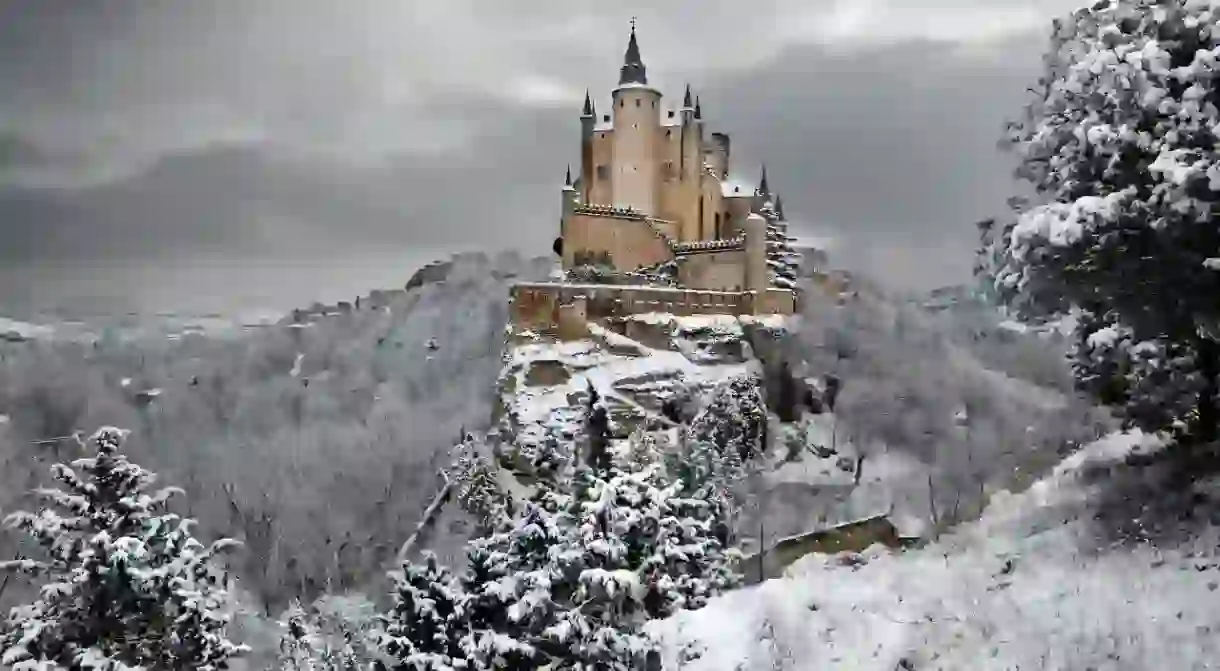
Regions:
[[618, 21, 648, 85], [694, 96, 702, 119], [759, 164, 770, 195], [565, 165, 572, 186], [582, 89, 594, 117], [774, 194, 785, 219], [683, 83, 693, 108]]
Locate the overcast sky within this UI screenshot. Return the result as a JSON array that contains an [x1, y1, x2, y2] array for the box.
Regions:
[[0, 0, 1080, 313]]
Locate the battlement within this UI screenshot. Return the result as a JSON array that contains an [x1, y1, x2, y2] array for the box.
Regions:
[[671, 236, 745, 254], [573, 203, 647, 219], [509, 281, 796, 338]]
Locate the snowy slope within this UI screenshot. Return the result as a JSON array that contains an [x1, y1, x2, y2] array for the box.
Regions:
[[496, 313, 773, 478], [650, 430, 1220, 670]]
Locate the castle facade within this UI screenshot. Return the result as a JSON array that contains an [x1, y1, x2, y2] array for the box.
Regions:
[[557, 26, 785, 294], [511, 25, 801, 339]]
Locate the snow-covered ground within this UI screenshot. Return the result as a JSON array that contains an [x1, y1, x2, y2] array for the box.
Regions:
[[499, 314, 770, 466], [650, 430, 1220, 669]]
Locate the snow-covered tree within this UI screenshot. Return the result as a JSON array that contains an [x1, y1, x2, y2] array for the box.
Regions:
[[584, 383, 612, 474], [451, 437, 515, 536], [690, 375, 766, 464], [988, 0, 1220, 444], [460, 497, 585, 669], [759, 198, 801, 290], [275, 601, 332, 671], [377, 552, 467, 671], [0, 426, 247, 670], [274, 596, 382, 670]]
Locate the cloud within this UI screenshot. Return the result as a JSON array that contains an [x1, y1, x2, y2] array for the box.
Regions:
[[0, 0, 1077, 295]]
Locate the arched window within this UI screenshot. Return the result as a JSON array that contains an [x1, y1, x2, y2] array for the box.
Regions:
[[714, 213, 721, 239]]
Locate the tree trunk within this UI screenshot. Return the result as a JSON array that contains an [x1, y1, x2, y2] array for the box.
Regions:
[[1196, 336, 1219, 446]]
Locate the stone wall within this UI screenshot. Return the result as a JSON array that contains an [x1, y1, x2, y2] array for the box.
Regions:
[[561, 209, 673, 272], [509, 282, 797, 331], [676, 247, 747, 291], [738, 515, 902, 585]]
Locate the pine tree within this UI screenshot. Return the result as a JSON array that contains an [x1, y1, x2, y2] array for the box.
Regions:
[[690, 375, 766, 465], [0, 426, 247, 670], [451, 438, 514, 536], [377, 552, 468, 671], [459, 501, 575, 670], [988, 0, 1220, 447], [275, 597, 379, 670], [275, 601, 328, 671], [584, 383, 612, 474]]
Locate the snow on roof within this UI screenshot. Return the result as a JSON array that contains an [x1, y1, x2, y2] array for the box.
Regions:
[[613, 82, 661, 94]]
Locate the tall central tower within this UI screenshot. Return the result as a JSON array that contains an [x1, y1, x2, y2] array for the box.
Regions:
[[611, 26, 661, 215]]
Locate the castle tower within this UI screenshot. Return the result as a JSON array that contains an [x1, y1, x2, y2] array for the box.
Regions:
[[562, 165, 578, 216], [579, 90, 595, 205], [744, 213, 769, 293], [611, 25, 661, 215], [678, 83, 702, 243]]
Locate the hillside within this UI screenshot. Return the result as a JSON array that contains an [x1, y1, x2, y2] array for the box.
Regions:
[[649, 429, 1220, 669], [0, 251, 552, 614], [0, 258, 1123, 668]]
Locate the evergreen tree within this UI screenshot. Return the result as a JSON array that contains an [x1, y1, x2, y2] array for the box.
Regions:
[[988, 0, 1220, 446], [275, 601, 329, 671], [377, 552, 467, 671], [584, 383, 612, 474], [0, 426, 247, 670], [690, 375, 766, 464], [275, 597, 380, 670], [459, 501, 576, 670], [451, 437, 515, 536]]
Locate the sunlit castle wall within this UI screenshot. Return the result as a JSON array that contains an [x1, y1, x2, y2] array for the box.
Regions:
[[611, 83, 662, 214]]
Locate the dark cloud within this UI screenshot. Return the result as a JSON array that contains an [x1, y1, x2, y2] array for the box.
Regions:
[[0, 1, 1072, 304]]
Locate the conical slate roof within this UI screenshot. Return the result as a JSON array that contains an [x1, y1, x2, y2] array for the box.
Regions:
[[619, 26, 648, 85]]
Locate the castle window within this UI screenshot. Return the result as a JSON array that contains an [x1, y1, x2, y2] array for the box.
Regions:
[[635, 98, 641, 107], [667, 110, 675, 118], [665, 129, 671, 137], [603, 114, 610, 122], [596, 164, 609, 180], [620, 99, 624, 108]]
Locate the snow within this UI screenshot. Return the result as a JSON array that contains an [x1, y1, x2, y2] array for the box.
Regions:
[[501, 316, 762, 468], [649, 430, 1220, 670], [0, 317, 54, 340]]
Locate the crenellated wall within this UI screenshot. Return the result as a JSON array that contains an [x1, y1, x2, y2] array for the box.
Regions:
[[509, 282, 797, 336]]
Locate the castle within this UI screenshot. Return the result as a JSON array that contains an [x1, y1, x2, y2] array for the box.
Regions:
[[511, 25, 802, 337]]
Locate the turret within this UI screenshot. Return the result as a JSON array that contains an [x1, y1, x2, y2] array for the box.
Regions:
[[758, 164, 770, 198], [744, 213, 768, 293], [561, 165, 578, 218], [580, 90, 595, 204], [708, 132, 730, 180], [611, 24, 662, 214], [678, 83, 702, 243]]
